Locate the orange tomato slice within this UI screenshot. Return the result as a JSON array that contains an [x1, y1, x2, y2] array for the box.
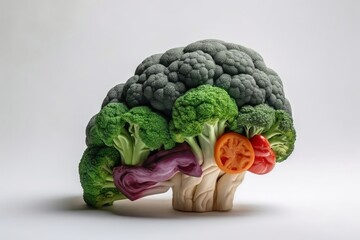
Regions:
[[214, 132, 255, 174]]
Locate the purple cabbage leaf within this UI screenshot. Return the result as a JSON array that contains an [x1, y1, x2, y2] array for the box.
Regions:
[[113, 143, 202, 200]]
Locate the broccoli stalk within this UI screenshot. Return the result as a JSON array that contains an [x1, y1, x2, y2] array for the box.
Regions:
[[214, 172, 246, 211], [112, 124, 152, 166], [170, 85, 240, 212], [79, 146, 126, 208]]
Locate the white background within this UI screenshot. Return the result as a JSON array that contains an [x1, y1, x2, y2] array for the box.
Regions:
[[1, 0, 360, 239]]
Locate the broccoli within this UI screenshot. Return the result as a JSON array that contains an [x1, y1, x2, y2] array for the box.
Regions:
[[171, 85, 238, 161], [262, 110, 296, 162], [94, 102, 174, 166], [101, 83, 125, 108], [85, 114, 103, 147], [80, 39, 296, 212], [230, 104, 276, 138], [170, 85, 238, 212], [232, 104, 296, 162], [120, 39, 292, 116], [79, 146, 126, 208], [215, 74, 266, 107]]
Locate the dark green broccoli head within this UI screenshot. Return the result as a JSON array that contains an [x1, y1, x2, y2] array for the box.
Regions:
[[215, 73, 269, 107], [79, 146, 126, 208], [101, 83, 125, 108], [168, 50, 223, 88], [114, 39, 291, 117], [142, 65, 186, 114]]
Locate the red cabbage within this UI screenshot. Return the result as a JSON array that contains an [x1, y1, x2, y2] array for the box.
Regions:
[[113, 143, 202, 200]]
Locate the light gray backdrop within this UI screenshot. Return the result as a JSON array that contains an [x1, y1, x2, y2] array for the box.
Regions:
[[1, 0, 359, 239]]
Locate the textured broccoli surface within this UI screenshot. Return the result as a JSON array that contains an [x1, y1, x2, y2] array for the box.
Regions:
[[88, 102, 174, 166], [80, 39, 296, 211], [79, 146, 126, 208], [101, 83, 125, 108], [231, 104, 296, 162], [230, 104, 276, 138], [105, 39, 291, 117], [170, 84, 238, 162], [262, 110, 296, 162]]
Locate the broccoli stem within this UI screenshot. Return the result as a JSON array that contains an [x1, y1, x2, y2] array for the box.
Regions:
[[132, 142, 150, 166], [214, 172, 245, 211], [262, 120, 281, 139], [191, 123, 220, 211], [102, 165, 113, 175], [185, 137, 203, 164], [102, 182, 116, 189], [105, 176, 114, 182], [271, 140, 287, 147], [112, 125, 152, 166], [263, 131, 281, 140], [128, 124, 151, 165], [113, 129, 133, 165], [245, 126, 265, 138], [172, 120, 232, 212], [172, 173, 203, 211]]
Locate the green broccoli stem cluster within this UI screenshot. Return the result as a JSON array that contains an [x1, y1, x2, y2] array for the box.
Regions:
[[185, 121, 223, 164], [113, 124, 151, 166], [81, 78, 296, 211], [172, 120, 240, 212], [231, 104, 296, 162], [168, 85, 247, 212], [244, 126, 266, 139]]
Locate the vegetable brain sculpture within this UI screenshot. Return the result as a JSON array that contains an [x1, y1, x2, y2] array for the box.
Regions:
[[79, 39, 296, 212]]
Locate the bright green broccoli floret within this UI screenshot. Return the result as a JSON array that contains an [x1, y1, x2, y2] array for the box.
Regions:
[[95, 102, 129, 146], [121, 106, 175, 165], [94, 102, 174, 166], [262, 110, 296, 162], [230, 104, 276, 138], [170, 85, 238, 162], [79, 146, 126, 208]]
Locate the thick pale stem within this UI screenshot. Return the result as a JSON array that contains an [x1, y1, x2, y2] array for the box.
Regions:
[[172, 173, 203, 211], [191, 130, 220, 212], [172, 124, 221, 212], [192, 162, 220, 211], [171, 120, 244, 212], [214, 172, 245, 211], [171, 170, 245, 212]]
